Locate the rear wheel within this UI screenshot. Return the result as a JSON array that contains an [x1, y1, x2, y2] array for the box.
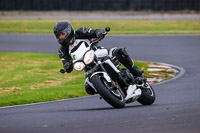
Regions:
[[137, 83, 156, 105], [91, 74, 125, 108]]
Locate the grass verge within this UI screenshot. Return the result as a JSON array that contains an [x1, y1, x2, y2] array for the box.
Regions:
[[0, 52, 153, 107], [0, 20, 200, 34], [0, 53, 86, 107]]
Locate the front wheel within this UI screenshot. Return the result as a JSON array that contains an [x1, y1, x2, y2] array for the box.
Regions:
[[91, 74, 125, 108], [137, 83, 156, 105]]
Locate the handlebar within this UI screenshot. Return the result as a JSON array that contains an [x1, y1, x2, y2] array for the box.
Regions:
[[60, 69, 66, 74]]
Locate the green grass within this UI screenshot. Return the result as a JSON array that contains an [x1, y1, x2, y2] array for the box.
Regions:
[[0, 52, 149, 107], [0, 53, 86, 107], [0, 20, 200, 34]]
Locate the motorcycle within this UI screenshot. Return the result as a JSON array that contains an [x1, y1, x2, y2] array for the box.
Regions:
[[60, 27, 155, 108]]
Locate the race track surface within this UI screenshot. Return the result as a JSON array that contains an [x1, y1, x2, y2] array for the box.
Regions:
[[0, 34, 200, 133]]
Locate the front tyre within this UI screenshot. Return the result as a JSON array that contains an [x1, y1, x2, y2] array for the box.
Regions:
[[137, 83, 156, 105], [91, 74, 125, 108]]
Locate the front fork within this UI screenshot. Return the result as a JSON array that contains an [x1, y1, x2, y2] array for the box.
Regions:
[[85, 56, 128, 96]]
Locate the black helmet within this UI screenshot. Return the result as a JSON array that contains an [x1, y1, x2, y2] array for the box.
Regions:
[[53, 21, 74, 46]]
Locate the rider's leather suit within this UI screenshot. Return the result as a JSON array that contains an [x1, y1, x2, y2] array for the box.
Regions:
[[58, 27, 143, 76]]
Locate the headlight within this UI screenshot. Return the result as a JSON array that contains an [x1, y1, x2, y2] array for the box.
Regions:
[[74, 62, 85, 71], [84, 50, 94, 64]]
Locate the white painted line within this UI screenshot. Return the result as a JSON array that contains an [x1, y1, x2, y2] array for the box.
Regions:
[[0, 95, 97, 109]]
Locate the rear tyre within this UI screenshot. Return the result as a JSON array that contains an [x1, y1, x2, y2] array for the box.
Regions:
[[91, 74, 125, 108], [137, 83, 156, 105]]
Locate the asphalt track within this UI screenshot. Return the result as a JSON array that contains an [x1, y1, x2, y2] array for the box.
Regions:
[[0, 34, 200, 133]]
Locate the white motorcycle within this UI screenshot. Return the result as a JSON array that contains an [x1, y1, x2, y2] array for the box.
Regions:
[[60, 27, 155, 108]]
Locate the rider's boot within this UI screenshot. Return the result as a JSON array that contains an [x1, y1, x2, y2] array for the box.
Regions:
[[130, 65, 144, 77], [112, 48, 144, 77]]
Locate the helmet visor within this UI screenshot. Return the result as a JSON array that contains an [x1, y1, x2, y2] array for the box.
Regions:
[[55, 25, 72, 41], [57, 32, 67, 40]]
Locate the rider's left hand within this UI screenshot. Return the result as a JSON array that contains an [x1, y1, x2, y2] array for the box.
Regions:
[[96, 29, 106, 38]]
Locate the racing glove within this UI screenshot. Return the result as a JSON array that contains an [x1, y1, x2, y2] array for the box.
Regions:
[[96, 29, 106, 38], [63, 61, 73, 73]]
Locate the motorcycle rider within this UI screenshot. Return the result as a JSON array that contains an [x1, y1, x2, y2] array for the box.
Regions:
[[53, 20, 143, 99]]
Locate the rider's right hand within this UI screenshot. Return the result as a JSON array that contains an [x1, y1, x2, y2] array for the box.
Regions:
[[64, 61, 72, 69], [63, 61, 73, 73], [63, 62, 69, 69]]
